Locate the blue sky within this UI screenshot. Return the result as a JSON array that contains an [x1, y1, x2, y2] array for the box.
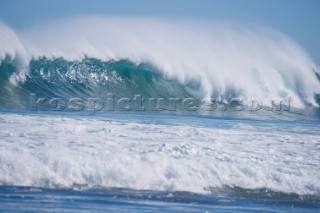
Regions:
[[1, 0, 319, 64]]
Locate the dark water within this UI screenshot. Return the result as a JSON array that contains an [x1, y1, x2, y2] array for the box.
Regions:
[[1, 186, 319, 213]]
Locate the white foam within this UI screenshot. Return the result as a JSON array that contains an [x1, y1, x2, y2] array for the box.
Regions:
[[0, 16, 319, 107], [0, 113, 319, 195]]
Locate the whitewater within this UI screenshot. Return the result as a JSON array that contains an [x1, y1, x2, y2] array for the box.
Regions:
[[0, 16, 320, 212]]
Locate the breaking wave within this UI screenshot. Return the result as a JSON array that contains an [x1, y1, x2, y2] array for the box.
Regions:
[[0, 16, 319, 109]]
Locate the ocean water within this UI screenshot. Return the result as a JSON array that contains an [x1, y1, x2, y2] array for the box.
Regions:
[[0, 17, 320, 212]]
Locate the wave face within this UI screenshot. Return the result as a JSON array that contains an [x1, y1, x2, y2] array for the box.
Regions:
[[0, 17, 319, 109], [0, 57, 190, 107]]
